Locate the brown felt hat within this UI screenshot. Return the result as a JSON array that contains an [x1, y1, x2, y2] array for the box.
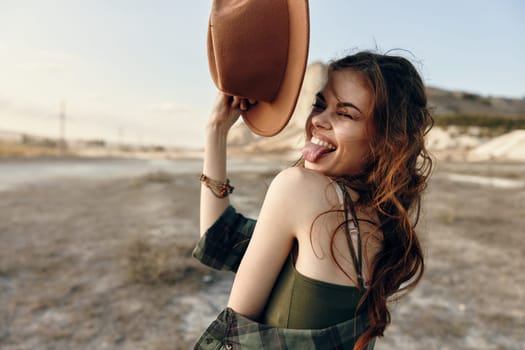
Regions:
[[207, 0, 310, 136]]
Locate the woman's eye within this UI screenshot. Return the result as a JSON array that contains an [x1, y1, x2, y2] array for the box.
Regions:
[[336, 111, 354, 119]]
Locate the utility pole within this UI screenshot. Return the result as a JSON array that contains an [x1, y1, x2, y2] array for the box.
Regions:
[[59, 100, 66, 153]]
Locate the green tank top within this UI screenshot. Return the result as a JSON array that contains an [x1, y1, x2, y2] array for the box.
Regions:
[[261, 256, 365, 329], [262, 181, 366, 329]]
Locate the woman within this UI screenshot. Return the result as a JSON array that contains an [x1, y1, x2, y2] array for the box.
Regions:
[[195, 51, 433, 349]]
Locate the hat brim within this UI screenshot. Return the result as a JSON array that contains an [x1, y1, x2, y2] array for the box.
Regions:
[[242, 0, 309, 137]]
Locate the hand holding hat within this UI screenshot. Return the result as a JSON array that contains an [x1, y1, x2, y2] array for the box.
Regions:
[[207, 0, 310, 137], [208, 94, 257, 135]]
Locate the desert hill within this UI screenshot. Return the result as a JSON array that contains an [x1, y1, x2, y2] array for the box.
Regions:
[[426, 86, 525, 116]]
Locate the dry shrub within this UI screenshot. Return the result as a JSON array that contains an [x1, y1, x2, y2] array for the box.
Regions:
[[122, 236, 202, 285]]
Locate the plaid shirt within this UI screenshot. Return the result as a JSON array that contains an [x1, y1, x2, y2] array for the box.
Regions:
[[193, 205, 255, 273], [193, 205, 375, 350]]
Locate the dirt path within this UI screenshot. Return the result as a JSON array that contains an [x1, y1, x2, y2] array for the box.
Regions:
[[0, 161, 523, 349]]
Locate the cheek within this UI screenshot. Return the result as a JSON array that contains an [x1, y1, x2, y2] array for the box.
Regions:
[[336, 129, 372, 160], [335, 125, 370, 142], [340, 140, 370, 159]]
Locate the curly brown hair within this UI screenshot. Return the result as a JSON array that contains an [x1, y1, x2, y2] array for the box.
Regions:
[[325, 51, 434, 349]]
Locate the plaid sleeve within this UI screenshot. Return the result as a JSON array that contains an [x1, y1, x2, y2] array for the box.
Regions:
[[194, 307, 374, 349], [192, 205, 256, 273]]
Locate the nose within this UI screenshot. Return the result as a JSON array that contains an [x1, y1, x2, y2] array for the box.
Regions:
[[310, 110, 332, 130]]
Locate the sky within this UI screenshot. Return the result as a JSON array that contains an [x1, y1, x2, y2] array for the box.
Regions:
[[0, 0, 524, 148]]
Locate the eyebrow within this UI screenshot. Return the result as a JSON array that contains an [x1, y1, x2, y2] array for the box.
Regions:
[[315, 92, 363, 114]]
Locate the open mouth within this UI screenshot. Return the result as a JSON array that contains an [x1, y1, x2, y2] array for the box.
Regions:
[[311, 136, 335, 150], [302, 136, 336, 162]]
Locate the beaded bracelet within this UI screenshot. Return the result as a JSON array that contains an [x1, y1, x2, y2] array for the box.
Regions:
[[200, 173, 234, 198]]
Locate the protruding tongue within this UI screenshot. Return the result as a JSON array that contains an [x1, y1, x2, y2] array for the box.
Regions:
[[302, 142, 332, 162]]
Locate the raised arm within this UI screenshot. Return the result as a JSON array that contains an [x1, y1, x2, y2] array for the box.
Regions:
[[200, 94, 255, 235], [226, 167, 305, 319]]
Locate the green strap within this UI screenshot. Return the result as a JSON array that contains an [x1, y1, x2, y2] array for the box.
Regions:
[[337, 181, 364, 289]]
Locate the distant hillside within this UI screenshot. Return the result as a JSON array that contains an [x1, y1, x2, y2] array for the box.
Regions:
[[427, 87, 525, 117], [228, 62, 525, 153]]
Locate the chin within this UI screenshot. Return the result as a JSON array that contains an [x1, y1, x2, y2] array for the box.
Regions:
[[305, 160, 363, 178]]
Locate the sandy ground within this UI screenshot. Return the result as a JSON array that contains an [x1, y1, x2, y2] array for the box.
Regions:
[[0, 159, 524, 349]]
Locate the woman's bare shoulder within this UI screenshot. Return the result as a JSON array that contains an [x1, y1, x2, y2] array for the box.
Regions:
[[271, 167, 334, 193], [267, 167, 340, 213]]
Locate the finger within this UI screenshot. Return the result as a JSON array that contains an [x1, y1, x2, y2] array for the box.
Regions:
[[240, 99, 247, 111], [230, 96, 241, 109], [248, 99, 257, 105]]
